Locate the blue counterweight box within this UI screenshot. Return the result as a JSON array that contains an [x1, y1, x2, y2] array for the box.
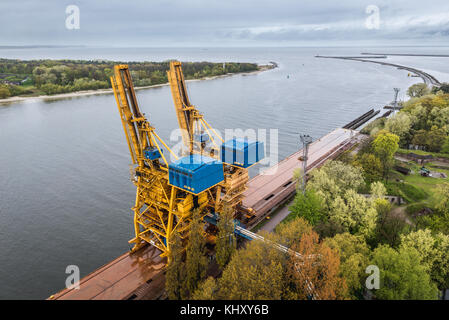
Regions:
[[220, 138, 265, 168], [144, 147, 162, 160], [168, 154, 224, 194]]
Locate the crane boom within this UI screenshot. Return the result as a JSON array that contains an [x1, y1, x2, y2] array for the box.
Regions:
[[111, 64, 154, 164], [167, 61, 197, 154]]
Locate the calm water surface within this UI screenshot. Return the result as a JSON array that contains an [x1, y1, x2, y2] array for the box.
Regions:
[[1, 46, 448, 299]]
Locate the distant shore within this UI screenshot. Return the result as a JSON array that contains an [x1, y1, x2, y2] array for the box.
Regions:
[[0, 63, 276, 105]]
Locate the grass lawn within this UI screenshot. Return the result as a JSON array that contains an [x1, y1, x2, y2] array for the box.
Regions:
[[390, 158, 449, 212]]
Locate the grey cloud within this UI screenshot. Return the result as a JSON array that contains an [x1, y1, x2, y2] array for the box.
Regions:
[[0, 0, 448, 46]]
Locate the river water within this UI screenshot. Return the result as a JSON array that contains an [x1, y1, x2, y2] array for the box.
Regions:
[[1, 46, 448, 299]]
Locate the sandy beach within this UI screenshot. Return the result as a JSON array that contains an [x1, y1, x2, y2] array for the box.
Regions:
[[0, 64, 275, 105]]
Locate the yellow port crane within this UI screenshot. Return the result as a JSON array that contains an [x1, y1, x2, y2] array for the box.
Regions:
[[111, 63, 264, 258], [111, 65, 213, 257]]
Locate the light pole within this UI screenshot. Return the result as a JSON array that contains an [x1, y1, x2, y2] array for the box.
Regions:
[[300, 134, 313, 194], [393, 88, 400, 115]]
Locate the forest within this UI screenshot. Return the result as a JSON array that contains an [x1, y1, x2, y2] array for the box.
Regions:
[[0, 58, 259, 99], [165, 83, 449, 300], [361, 82, 449, 154]]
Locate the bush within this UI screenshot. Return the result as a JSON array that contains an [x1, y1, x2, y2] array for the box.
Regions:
[[0, 86, 11, 98], [406, 203, 429, 215]]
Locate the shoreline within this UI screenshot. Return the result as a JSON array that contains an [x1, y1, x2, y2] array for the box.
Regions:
[[0, 64, 275, 105]]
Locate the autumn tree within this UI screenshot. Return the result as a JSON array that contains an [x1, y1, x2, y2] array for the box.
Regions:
[[215, 205, 236, 269], [192, 277, 217, 300], [275, 217, 313, 247], [0, 86, 11, 99], [370, 245, 438, 300], [215, 235, 285, 299], [372, 130, 399, 180], [286, 230, 348, 300], [165, 232, 186, 300], [184, 209, 209, 299], [324, 233, 371, 299]]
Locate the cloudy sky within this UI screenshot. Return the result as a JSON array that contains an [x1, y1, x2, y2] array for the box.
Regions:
[[1, 0, 449, 46]]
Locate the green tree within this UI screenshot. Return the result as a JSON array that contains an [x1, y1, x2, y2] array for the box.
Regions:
[[372, 130, 399, 180], [330, 189, 378, 238], [428, 107, 449, 133], [441, 136, 449, 154], [378, 217, 410, 247], [407, 83, 430, 98], [307, 160, 364, 211], [324, 233, 371, 298], [384, 113, 412, 145], [292, 167, 304, 192], [426, 126, 447, 152], [165, 233, 186, 300], [433, 83, 449, 94], [412, 129, 429, 147], [353, 153, 383, 183], [435, 183, 449, 214], [215, 205, 236, 269], [400, 229, 449, 289], [370, 245, 438, 300], [184, 209, 209, 299], [314, 219, 346, 239], [415, 211, 449, 235], [370, 181, 387, 200], [288, 190, 324, 225]]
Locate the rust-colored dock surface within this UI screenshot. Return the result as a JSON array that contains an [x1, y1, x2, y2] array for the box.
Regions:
[[49, 245, 165, 300], [243, 128, 358, 228]]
